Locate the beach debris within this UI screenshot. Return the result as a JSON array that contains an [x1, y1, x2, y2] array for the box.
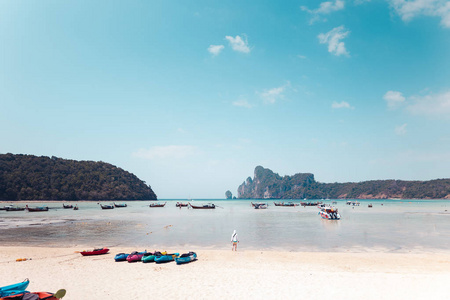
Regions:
[[16, 258, 31, 262]]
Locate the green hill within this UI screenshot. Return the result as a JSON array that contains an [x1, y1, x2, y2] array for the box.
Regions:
[[237, 166, 450, 199], [0, 153, 157, 200]]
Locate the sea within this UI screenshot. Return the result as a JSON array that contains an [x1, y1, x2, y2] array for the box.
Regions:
[[1, 199, 450, 253]]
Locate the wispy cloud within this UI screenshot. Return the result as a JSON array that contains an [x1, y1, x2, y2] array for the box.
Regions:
[[301, 0, 345, 24], [208, 45, 224, 56], [132, 145, 198, 160], [407, 91, 450, 117], [389, 0, 450, 28], [318, 26, 350, 56], [395, 123, 407, 135], [383, 90, 405, 109], [232, 98, 253, 108], [332, 101, 354, 109], [225, 35, 251, 53], [259, 82, 290, 104], [297, 54, 307, 59]]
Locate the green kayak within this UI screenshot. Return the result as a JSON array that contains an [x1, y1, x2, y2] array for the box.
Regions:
[[142, 251, 166, 263]]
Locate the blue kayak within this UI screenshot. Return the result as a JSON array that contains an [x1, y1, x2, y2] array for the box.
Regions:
[[154, 253, 179, 264], [0, 279, 30, 297], [175, 252, 197, 265], [114, 253, 130, 262]]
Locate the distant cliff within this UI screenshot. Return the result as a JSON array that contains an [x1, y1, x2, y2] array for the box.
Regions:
[[0, 153, 157, 200], [238, 166, 450, 199]]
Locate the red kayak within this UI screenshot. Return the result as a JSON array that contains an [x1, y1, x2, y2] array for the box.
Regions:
[[80, 248, 109, 256]]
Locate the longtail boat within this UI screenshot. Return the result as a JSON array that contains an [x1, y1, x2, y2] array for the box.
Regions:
[[5, 206, 25, 211], [149, 202, 166, 208], [100, 204, 114, 209], [189, 203, 215, 209], [175, 202, 188, 207], [273, 202, 298, 207], [114, 203, 127, 208], [26, 205, 49, 212]]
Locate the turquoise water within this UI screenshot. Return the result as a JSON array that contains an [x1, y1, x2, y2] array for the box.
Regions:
[[1, 199, 450, 252]]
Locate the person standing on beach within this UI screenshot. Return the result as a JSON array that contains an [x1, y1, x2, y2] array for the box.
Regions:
[[231, 230, 239, 251]]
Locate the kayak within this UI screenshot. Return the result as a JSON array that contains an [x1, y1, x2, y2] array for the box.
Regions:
[[126, 251, 147, 262], [80, 248, 109, 256], [154, 253, 179, 264], [0, 278, 29, 297], [141, 251, 167, 263], [175, 252, 197, 265], [114, 253, 129, 262]]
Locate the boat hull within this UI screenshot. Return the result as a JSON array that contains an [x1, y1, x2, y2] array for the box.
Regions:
[[114, 253, 129, 262], [175, 252, 197, 265], [155, 253, 179, 264]]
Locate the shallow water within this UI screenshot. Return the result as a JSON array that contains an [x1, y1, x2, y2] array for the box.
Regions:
[[1, 199, 450, 252]]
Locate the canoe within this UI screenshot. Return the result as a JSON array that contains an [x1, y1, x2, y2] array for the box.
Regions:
[[114, 203, 127, 208], [126, 251, 147, 262], [0, 279, 30, 297], [155, 253, 179, 264], [175, 252, 197, 265], [26, 205, 49, 212], [63, 204, 73, 209], [114, 253, 129, 262], [100, 204, 114, 209], [142, 251, 167, 263], [189, 203, 215, 209], [80, 248, 109, 256]]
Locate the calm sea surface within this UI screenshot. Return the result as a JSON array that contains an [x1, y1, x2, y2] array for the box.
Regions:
[[1, 199, 450, 252]]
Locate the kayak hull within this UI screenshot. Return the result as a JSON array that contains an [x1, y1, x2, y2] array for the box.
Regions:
[[175, 252, 197, 265], [0, 279, 30, 297]]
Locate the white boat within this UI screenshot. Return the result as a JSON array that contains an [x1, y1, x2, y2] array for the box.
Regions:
[[319, 206, 341, 220]]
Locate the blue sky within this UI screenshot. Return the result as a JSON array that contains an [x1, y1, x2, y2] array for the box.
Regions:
[[1, 0, 449, 198]]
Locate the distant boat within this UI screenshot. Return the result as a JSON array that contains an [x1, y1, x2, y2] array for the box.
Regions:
[[254, 203, 268, 209], [0, 205, 13, 211], [63, 204, 73, 209], [73, 205, 79, 210], [319, 206, 341, 220], [176, 202, 188, 207], [26, 205, 49, 212], [273, 202, 298, 207], [100, 204, 114, 209], [114, 203, 127, 208], [189, 203, 215, 209], [368, 203, 373, 208], [5, 206, 25, 211], [149, 202, 166, 208]]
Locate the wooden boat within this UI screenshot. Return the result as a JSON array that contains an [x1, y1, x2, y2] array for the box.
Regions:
[[114, 203, 127, 208], [80, 248, 109, 256], [189, 203, 215, 209], [100, 204, 114, 209], [175, 252, 197, 265], [319, 207, 341, 220], [5, 206, 25, 211], [149, 202, 166, 208], [114, 253, 130, 262], [0, 205, 12, 211], [26, 205, 49, 212], [63, 204, 73, 209], [175, 202, 188, 207], [142, 251, 167, 263], [126, 251, 147, 262], [0, 279, 30, 297], [273, 202, 298, 207], [154, 253, 179, 264], [301, 201, 322, 206]]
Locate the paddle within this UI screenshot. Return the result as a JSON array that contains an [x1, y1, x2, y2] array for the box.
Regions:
[[54, 289, 66, 299]]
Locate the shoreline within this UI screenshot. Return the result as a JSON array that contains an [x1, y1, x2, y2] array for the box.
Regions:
[[1, 246, 449, 299]]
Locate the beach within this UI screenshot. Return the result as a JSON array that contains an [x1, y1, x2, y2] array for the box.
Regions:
[[1, 246, 450, 300]]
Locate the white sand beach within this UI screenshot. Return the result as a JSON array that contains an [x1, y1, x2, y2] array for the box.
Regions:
[[1, 246, 450, 300]]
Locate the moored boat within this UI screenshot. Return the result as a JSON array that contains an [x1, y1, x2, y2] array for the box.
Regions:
[[80, 248, 109, 256], [114, 203, 127, 208], [114, 253, 129, 262], [5, 206, 25, 211], [63, 204, 73, 209], [149, 202, 166, 208], [175, 202, 188, 207], [175, 252, 197, 265], [189, 203, 215, 209], [26, 205, 49, 212], [0, 205, 12, 211], [319, 207, 341, 220], [154, 253, 179, 264], [126, 251, 147, 262], [100, 204, 114, 209], [0, 278, 30, 297], [273, 202, 298, 207], [253, 203, 268, 209]]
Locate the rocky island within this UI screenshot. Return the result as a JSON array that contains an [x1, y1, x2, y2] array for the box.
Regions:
[[238, 166, 450, 199]]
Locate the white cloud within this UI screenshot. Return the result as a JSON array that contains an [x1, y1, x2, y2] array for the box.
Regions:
[[297, 54, 307, 59], [225, 35, 251, 53], [383, 90, 405, 109], [318, 26, 350, 56], [132, 145, 198, 160], [232, 98, 253, 108], [259, 82, 290, 104], [389, 0, 450, 28], [332, 101, 354, 109], [301, 0, 345, 23], [395, 123, 408, 135], [407, 91, 450, 117], [207, 45, 224, 56]]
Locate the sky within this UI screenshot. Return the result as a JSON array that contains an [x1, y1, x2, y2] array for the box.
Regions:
[[1, 0, 449, 198]]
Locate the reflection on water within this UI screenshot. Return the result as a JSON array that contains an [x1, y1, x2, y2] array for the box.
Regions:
[[1, 199, 450, 252]]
